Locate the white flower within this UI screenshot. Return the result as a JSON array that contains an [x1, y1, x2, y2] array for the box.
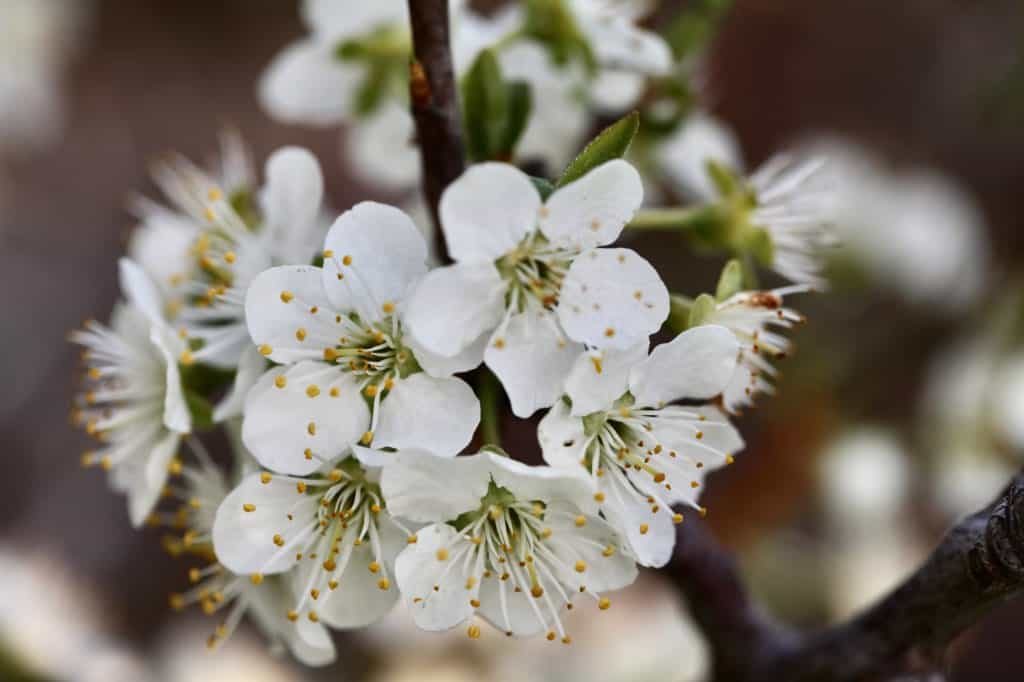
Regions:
[[405, 160, 668, 417], [701, 286, 807, 414], [159, 446, 336, 666], [658, 113, 835, 288], [383, 451, 638, 640], [563, 0, 673, 111], [241, 201, 480, 475], [538, 326, 743, 567], [212, 448, 414, 635], [70, 260, 191, 527]]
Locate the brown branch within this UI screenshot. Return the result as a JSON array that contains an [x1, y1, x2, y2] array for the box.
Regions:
[[668, 469, 1024, 682], [407, 0, 464, 264]]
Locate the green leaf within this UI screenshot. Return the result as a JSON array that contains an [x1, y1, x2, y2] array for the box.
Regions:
[[667, 293, 694, 332], [499, 80, 533, 157], [705, 158, 739, 198], [557, 111, 640, 187], [743, 227, 775, 268], [530, 176, 556, 200], [688, 293, 718, 328], [462, 49, 507, 162], [715, 259, 744, 301]]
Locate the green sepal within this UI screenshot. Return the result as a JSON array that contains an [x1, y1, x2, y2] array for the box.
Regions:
[[715, 259, 744, 301], [742, 227, 775, 267], [530, 176, 556, 200], [183, 390, 214, 430], [706, 158, 740, 198], [557, 111, 640, 187], [688, 293, 718, 328], [667, 293, 695, 331]]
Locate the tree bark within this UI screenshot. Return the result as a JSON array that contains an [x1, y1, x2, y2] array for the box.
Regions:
[[667, 469, 1024, 682], [407, 0, 464, 264]]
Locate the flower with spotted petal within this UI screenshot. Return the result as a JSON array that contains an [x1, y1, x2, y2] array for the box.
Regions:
[[538, 325, 743, 567], [404, 160, 669, 418], [241, 201, 480, 476], [383, 451, 637, 641]]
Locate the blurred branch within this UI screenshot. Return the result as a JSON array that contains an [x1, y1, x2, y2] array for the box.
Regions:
[[407, 0, 464, 264], [669, 468, 1024, 682]]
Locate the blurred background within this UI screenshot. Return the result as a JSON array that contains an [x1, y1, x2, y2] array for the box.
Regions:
[[2, 0, 1024, 679]]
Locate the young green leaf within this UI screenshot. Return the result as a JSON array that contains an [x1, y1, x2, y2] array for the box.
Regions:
[[462, 49, 507, 162], [688, 293, 718, 328], [499, 80, 533, 158], [557, 111, 640, 187], [715, 259, 744, 301]]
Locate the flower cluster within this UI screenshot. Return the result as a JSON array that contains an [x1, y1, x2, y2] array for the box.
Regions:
[[69, 0, 833, 666]]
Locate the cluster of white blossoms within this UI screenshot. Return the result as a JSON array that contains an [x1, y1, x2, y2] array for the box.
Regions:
[[68, 1, 837, 666]]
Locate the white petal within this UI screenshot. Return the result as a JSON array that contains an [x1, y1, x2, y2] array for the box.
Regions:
[[244, 265, 339, 365], [564, 340, 647, 416], [545, 502, 638, 592], [261, 146, 324, 249], [259, 39, 359, 126], [394, 523, 475, 631], [656, 112, 743, 202], [126, 431, 180, 527], [381, 451, 492, 523], [476, 574, 546, 637], [247, 580, 336, 667], [539, 160, 643, 250], [126, 214, 197, 300], [629, 325, 739, 407], [321, 202, 428, 321], [578, 14, 672, 75], [601, 475, 676, 567], [373, 374, 480, 456], [589, 69, 646, 112], [212, 344, 267, 423], [346, 102, 421, 191], [404, 262, 507, 358], [485, 309, 584, 418], [537, 399, 590, 471], [439, 163, 541, 262], [484, 452, 599, 516], [212, 472, 318, 575], [118, 258, 165, 325], [302, 0, 407, 42], [242, 364, 369, 476], [406, 329, 488, 378], [314, 538, 401, 628], [557, 248, 669, 349], [148, 323, 191, 433]]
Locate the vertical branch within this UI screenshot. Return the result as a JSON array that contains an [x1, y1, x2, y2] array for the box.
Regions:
[[407, 0, 465, 264]]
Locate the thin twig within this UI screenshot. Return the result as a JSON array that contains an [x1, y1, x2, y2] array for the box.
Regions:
[[407, 0, 464, 264], [667, 468, 1024, 682]]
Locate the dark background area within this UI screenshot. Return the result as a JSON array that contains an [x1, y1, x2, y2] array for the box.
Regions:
[[2, 0, 1023, 679]]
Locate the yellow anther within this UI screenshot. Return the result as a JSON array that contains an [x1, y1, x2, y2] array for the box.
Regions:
[[604, 327, 616, 338], [546, 631, 556, 641], [602, 545, 615, 557], [303, 448, 313, 460], [180, 350, 195, 366], [575, 561, 586, 573], [100, 456, 113, 471], [541, 528, 553, 539], [594, 492, 605, 502], [305, 385, 320, 398], [296, 328, 307, 341], [467, 624, 481, 639], [673, 513, 684, 524], [470, 598, 481, 608], [274, 375, 287, 389], [243, 503, 256, 512], [381, 301, 395, 314], [207, 188, 222, 201], [188, 568, 201, 583], [307, 422, 317, 435], [726, 454, 735, 465], [369, 561, 380, 574], [639, 524, 649, 535], [329, 387, 340, 397], [310, 588, 320, 600], [493, 337, 506, 349], [296, 482, 307, 494], [259, 344, 272, 356], [323, 249, 334, 258], [598, 597, 611, 610], [377, 578, 390, 590], [308, 610, 319, 623], [653, 472, 666, 483], [407, 534, 418, 544], [531, 586, 544, 598], [370, 503, 381, 514], [250, 573, 263, 585], [436, 548, 449, 561], [322, 559, 337, 572], [561, 636, 572, 645], [690, 481, 700, 489], [280, 291, 294, 303], [273, 534, 284, 547], [323, 348, 338, 361], [574, 515, 586, 527], [223, 251, 236, 264], [360, 430, 374, 445], [328, 580, 339, 590], [364, 384, 378, 397], [169, 594, 185, 610], [287, 610, 299, 622], [342, 255, 352, 266]]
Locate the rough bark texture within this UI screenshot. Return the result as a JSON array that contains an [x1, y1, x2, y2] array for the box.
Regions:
[[407, 0, 464, 263], [667, 470, 1024, 682]]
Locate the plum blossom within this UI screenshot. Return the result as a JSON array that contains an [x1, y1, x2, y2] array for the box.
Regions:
[[701, 286, 807, 414], [241, 201, 480, 476], [212, 447, 414, 638], [70, 259, 191, 526], [383, 451, 637, 641], [160, 443, 336, 665], [538, 326, 743, 567], [404, 160, 669, 417]]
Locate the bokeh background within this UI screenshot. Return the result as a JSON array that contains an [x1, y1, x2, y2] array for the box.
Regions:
[[2, 0, 1024, 680]]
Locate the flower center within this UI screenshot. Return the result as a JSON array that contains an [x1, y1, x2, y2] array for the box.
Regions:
[[496, 234, 573, 312], [322, 312, 419, 397]]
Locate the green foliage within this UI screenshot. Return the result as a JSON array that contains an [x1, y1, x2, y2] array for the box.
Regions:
[[664, 0, 734, 61], [557, 112, 640, 187], [184, 389, 215, 429], [462, 49, 534, 162], [715, 259, 744, 301], [522, 0, 596, 71], [688, 293, 718, 328]]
